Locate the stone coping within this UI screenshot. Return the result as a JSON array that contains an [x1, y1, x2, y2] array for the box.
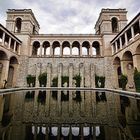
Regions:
[[0, 87, 140, 98]]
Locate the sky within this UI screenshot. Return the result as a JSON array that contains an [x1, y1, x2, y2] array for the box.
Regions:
[[0, 0, 139, 34]]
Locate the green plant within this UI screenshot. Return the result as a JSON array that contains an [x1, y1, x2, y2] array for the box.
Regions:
[[61, 76, 69, 87], [95, 75, 105, 88], [26, 75, 36, 87], [73, 74, 81, 87], [38, 72, 47, 87], [120, 74, 128, 90], [51, 77, 58, 87], [134, 67, 140, 92]]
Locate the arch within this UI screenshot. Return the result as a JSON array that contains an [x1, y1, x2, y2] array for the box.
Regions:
[[92, 41, 100, 56], [15, 18, 22, 33], [32, 41, 40, 55], [72, 41, 80, 55], [113, 57, 121, 65], [62, 41, 70, 55], [111, 17, 118, 33], [122, 51, 133, 61], [42, 41, 50, 55], [82, 41, 90, 55], [52, 41, 60, 55], [9, 56, 18, 64], [0, 50, 8, 60], [135, 44, 140, 54]]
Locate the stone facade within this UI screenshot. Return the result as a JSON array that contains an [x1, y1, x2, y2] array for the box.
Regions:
[[0, 8, 139, 90]]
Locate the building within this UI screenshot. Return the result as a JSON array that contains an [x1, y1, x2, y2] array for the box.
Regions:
[[0, 8, 140, 90]]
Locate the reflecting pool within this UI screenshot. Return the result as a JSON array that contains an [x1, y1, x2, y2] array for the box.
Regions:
[[0, 90, 140, 140]]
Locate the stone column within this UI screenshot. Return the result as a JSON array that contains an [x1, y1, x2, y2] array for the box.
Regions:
[[90, 64, 95, 88], [1, 60, 9, 87], [70, 45, 72, 56], [2, 32, 5, 46], [13, 41, 16, 52], [69, 63, 73, 87], [119, 37, 122, 49], [111, 45, 114, 55], [39, 45, 42, 56], [124, 32, 128, 46], [115, 41, 118, 53], [18, 45, 21, 55], [80, 45, 82, 56], [8, 37, 11, 49], [131, 26, 135, 40], [80, 63, 84, 87], [90, 43, 93, 56], [58, 63, 63, 87], [60, 45, 63, 56], [50, 45, 53, 56], [47, 63, 52, 87]]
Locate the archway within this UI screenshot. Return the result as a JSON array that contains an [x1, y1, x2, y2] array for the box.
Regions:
[[82, 41, 90, 56], [113, 57, 121, 88], [15, 18, 22, 33], [122, 51, 134, 89], [42, 41, 50, 55], [134, 44, 140, 70], [111, 17, 118, 33], [62, 41, 70, 55], [0, 50, 8, 88], [72, 41, 80, 55], [92, 41, 100, 56], [7, 56, 18, 87], [32, 41, 40, 56], [52, 41, 60, 55]]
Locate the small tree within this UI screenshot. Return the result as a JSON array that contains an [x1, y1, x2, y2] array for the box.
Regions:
[[38, 72, 47, 87], [134, 67, 140, 92], [26, 75, 36, 87], [95, 75, 105, 88], [73, 74, 81, 87], [120, 74, 128, 90]]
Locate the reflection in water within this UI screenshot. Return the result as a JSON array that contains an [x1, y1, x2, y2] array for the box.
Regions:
[[0, 90, 140, 140]]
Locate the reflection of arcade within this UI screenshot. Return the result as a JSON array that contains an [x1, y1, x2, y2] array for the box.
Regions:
[[24, 124, 105, 140]]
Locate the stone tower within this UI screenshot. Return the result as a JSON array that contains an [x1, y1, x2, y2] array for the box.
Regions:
[[95, 9, 128, 56], [6, 9, 40, 34], [95, 8, 128, 35]]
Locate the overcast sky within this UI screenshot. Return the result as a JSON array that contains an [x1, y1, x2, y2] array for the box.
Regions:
[[0, 0, 139, 34]]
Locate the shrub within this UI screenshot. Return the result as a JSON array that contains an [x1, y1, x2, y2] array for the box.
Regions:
[[120, 74, 128, 90], [73, 74, 81, 87], [95, 75, 105, 88], [38, 72, 47, 87], [26, 75, 36, 87]]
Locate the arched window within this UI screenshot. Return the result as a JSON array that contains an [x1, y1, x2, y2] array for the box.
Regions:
[[62, 41, 70, 55], [32, 41, 40, 55], [72, 41, 80, 55], [15, 18, 22, 33], [82, 41, 90, 55], [111, 17, 118, 33], [52, 41, 60, 55], [92, 41, 100, 56], [42, 41, 50, 55]]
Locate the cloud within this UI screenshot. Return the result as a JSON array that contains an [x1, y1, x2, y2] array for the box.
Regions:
[[0, 0, 139, 34]]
